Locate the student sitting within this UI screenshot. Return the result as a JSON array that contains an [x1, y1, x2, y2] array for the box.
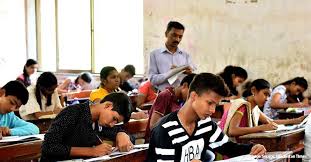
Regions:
[[136, 80, 157, 108], [218, 65, 248, 99], [41, 92, 133, 161], [146, 73, 196, 138], [119, 64, 136, 92], [146, 73, 266, 162], [220, 79, 305, 138], [19, 72, 62, 120], [57, 72, 93, 94], [0, 81, 39, 136], [16, 59, 38, 87], [263, 77, 309, 119], [90, 66, 146, 119], [90, 66, 120, 103]]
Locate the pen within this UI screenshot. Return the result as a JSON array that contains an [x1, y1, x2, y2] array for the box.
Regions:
[[96, 134, 103, 144], [111, 147, 118, 152]]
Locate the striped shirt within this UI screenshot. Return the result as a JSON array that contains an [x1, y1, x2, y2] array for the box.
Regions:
[[146, 111, 253, 162]]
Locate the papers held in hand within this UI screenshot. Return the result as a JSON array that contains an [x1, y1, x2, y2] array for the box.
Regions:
[[167, 65, 189, 85]]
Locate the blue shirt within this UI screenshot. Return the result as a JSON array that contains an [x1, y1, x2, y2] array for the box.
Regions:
[[148, 46, 196, 91], [0, 112, 39, 136]]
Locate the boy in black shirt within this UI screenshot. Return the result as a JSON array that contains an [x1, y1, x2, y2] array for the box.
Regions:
[[42, 92, 133, 161]]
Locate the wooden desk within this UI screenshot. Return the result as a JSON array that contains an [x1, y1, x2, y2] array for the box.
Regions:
[[124, 119, 148, 135], [124, 119, 148, 144], [140, 102, 153, 110], [236, 128, 305, 152], [103, 149, 147, 162], [128, 94, 138, 109], [278, 111, 304, 119], [61, 90, 92, 106], [103, 119, 148, 145], [29, 118, 54, 134], [0, 139, 42, 161]]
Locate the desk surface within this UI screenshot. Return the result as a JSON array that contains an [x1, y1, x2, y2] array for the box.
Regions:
[[237, 128, 305, 152], [238, 128, 305, 139], [0, 139, 42, 161], [84, 147, 147, 162], [104, 149, 146, 162]]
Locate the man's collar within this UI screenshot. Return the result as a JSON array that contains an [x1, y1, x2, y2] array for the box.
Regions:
[[160, 46, 182, 54]]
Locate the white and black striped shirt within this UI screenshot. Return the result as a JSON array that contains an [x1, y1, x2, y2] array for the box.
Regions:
[[146, 111, 253, 162]]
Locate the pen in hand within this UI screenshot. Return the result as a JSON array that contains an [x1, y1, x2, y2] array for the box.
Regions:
[[96, 134, 103, 144], [97, 135, 119, 152]]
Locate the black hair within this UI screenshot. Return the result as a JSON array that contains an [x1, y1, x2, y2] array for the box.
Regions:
[[35, 72, 58, 109], [22, 59, 38, 87], [100, 66, 117, 87], [100, 66, 117, 80], [123, 65, 136, 77], [75, 72, 93, 84], [165, 21, 185, 33], [180, 73, 196, 86], [189, 73, 230, 97], [1, 80, 29, 105], [278, 77, 308, 90], [219, 65, 248, 96], [242, 79, 271, 98], [100, 92, 132, 123]]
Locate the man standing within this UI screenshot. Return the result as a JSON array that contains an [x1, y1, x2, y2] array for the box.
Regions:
[[148, 21, 196, 91]]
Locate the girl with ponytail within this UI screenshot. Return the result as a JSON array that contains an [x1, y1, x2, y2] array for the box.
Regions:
[[219, 79, 305, 138]]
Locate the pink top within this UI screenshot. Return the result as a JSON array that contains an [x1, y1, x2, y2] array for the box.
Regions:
[[219, 105, 248, 130]]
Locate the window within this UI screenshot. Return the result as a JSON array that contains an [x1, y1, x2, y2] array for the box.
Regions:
[[0, 0, 27, 85], [57, 0, 91, 71], [38, 0, 57, 72], [93, 0, 144, 73], [36, 0, 144, 74]]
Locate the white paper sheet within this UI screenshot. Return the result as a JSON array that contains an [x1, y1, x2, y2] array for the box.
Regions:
[[0, 134, 44, 142], [215, 154, 257, 162], [84, 144, 149, 162]]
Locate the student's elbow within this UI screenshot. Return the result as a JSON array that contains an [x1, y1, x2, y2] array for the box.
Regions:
[[228, 127, 241, 137], [33, 125, 40, 134], [26, 123, 39, 135]]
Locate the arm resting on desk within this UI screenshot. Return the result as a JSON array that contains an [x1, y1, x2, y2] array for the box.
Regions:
[[7, 112, 39, 136], [270, 93, 308, 109]]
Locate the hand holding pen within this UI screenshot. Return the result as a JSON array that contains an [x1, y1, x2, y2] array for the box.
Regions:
[[92, 135, 112, 157]]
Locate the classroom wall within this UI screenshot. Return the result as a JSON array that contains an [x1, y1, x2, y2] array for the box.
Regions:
[[144, 0, 311, 95]]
